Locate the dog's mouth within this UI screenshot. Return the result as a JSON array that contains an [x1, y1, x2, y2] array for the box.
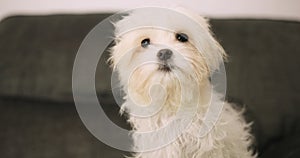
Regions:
[[158, 63, 172, 72]]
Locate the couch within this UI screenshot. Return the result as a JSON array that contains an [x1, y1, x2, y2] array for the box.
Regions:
[[0, 13, 299, 158]]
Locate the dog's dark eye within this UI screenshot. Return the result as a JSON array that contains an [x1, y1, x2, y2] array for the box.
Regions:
[[176, 33, 188, 42], [141, 38, 150, 48]]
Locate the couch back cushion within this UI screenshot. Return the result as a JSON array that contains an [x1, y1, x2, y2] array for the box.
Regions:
[[0, 14, 300, 151], [0, 14, 112, 101]]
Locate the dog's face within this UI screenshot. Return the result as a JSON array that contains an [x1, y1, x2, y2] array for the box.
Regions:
[[110, 9, 226, 105], [112, 28, 207, 80]]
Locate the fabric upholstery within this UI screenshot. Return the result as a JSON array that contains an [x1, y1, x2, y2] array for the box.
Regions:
[[0, 14, 299, 157]]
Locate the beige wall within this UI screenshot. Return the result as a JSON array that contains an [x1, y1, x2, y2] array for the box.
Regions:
[[0, 0, 299, 21]]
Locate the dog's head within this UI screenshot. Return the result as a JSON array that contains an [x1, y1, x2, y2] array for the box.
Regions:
[[109, 8, 226, 105]]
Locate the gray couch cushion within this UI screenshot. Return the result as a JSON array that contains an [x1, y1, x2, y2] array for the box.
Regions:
[[0, 14, 300, 155], [0, 96, 129, 158], [0, 14, 112, 101], [212, 20, 300, 151]]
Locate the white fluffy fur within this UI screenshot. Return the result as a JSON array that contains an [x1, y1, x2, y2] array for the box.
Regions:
[[110, 8, 256, 158]]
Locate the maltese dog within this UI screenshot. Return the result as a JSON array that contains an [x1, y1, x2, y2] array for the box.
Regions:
[[109, 8, 256, 158]]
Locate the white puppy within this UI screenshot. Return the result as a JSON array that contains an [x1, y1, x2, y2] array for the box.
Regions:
[[109, 8, 256, 158]]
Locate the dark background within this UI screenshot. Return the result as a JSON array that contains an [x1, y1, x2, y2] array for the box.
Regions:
[[0, 14, 300, 157]]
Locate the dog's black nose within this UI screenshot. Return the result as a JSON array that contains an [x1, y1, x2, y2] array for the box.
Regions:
[[157, 49, 173, 61]]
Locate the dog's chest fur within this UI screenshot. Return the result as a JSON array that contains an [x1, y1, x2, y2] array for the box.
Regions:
[[122, 80, 255, 158]]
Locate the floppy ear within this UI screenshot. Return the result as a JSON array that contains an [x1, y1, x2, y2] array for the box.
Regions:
[[106, 40, 117, 69], [173, 7, 227, 72], [107, 14, 128, 70], [108, 38, 125, 71], [200, 28, 228, 72]]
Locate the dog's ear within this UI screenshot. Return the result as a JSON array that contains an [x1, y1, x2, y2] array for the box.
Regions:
[[108, 14, 129, 70], [107, 34, 133, 71], [106, 40, 117, 69], [173, 7, 227, 72], [200, 28, 228, 72], [107, 38, 122, 70]]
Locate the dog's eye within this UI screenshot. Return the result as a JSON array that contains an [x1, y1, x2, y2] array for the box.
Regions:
[[176, 33, 188, 42], [141, 38, 150, 48]]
